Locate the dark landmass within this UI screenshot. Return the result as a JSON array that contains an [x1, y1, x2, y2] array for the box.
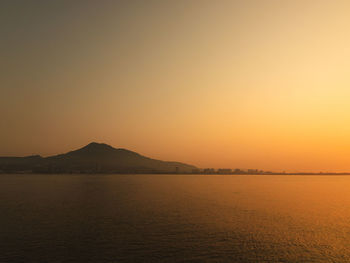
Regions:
[[1, 143, 349, 175], [0, 142, 196, 174]]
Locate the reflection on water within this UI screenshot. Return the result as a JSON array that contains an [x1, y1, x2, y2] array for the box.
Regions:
[[1, 174, 350, 262]]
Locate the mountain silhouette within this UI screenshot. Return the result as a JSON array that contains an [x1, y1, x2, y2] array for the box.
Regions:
[[0, 142, 196, 174]]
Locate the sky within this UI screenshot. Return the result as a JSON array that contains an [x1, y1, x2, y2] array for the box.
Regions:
[[1, 0, 350, 172]]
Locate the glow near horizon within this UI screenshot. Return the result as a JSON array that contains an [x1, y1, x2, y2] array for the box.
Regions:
[[2, 0, 350, 172]]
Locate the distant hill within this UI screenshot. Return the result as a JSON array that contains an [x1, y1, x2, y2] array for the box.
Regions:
[[0, 142, 196, 174]]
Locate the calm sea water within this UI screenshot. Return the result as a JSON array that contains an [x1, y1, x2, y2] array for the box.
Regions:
[[1, 174, 350, 262]]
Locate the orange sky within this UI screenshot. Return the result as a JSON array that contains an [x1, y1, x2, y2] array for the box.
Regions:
[[2, 0, 350, 172]]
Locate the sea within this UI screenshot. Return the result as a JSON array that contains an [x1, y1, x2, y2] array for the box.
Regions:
[[0, 174, 349, 262]]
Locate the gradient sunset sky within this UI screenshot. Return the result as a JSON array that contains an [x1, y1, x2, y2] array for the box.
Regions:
[[2, 0, 350, 172]]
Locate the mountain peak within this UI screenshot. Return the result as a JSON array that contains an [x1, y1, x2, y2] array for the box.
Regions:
[[53, 142, 120, 159], [82, 142, 115, 151]]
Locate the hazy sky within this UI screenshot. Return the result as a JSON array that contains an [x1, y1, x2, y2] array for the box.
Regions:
[[2, 0, 350, 172]]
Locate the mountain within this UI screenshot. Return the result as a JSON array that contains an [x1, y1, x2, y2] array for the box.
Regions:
[[0, 142, 196, 174]]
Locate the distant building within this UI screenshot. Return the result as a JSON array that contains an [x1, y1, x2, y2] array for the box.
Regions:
[[203, 168, 216, 174], [217, 169, 232, 174]]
